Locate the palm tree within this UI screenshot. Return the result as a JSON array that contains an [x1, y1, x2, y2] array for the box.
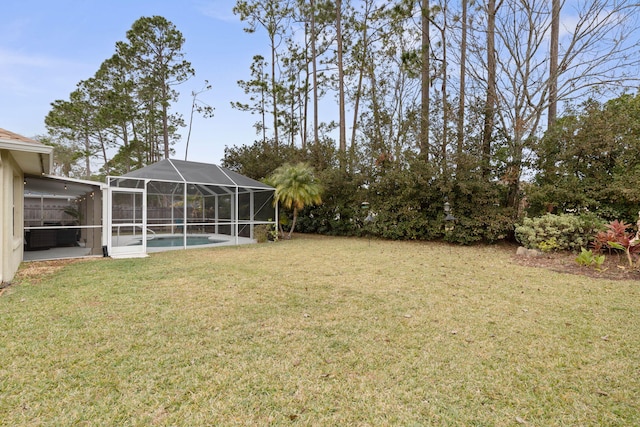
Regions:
[[269, 162, 322, 239]]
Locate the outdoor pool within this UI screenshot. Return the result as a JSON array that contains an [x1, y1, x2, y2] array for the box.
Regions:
[[130, 235, 227, 247]]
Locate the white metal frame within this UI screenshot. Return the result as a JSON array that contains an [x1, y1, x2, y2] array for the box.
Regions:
[[106, 166, 276, 257], [106, 186, 147, 257]]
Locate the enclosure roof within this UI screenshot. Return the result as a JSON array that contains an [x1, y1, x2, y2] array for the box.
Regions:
[[117, 159, 273, 189], [26, 174, 104, 198]]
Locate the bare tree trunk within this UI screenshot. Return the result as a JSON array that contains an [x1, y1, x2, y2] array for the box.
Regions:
[[548, 0, 560, 129], [368, 63, 385, 156], [302, 22, 310, 150], [287, 207, 298, 239], [420, 0, 430, 160], [349, 0, 374, 160], [456, 0, 467, 170], [162, 80, 170, 159], [310, 0, 319, 146], [336, 0, 347, 156], [290, 85, 296, 148], [439, 3, 448, 178], [98, 131, 109, 175], [481, 0, 498, 179], [84, 132, 91, 177], [261, 83, 267, 144], [271, 44, 279, 151], [350, 68, 364, 149], [185, 91, 196, 161]]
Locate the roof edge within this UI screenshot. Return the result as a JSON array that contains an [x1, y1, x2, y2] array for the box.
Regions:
[[0, 139, 53, 155], [0, 139, 54, 174]]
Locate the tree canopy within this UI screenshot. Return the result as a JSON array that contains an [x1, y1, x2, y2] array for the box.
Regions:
[[45, 15, 194, 179], [269, 162, 323, 239]]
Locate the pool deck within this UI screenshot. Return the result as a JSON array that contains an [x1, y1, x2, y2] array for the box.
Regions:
[[145, 234, 254, 253], [23, 234, 256, 262], [23, 245, 99, 262]]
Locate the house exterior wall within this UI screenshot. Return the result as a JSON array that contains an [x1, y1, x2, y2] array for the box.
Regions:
[[0, 150, 24, 284]]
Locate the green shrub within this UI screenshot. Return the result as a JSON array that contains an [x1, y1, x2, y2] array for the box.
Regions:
[[254, 224, 278, 243], [515, 213, 604, 252], [254, 225, 269, 243], [537, 237, 560, 253]]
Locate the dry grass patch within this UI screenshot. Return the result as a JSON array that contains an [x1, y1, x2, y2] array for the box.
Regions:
[[1, 236, 639, 426]]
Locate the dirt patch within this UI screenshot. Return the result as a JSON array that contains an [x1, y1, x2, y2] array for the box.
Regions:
[[512, 250, 640, 281], [12, 259, 86, 285]]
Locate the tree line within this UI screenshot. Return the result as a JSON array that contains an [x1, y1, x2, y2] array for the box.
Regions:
[[43, 2, 640, 244], [225, 0, 640, 243]]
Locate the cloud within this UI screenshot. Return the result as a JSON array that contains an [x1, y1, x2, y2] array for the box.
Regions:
[[195, 0, 238, 22], [559, 15, 579, 40], [0, 49, 51, 95], [0, 48, 57, 68], [0, 47, 92, 98]]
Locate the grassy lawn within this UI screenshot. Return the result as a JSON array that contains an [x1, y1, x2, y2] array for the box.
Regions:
[[1, 235, 639, 426]]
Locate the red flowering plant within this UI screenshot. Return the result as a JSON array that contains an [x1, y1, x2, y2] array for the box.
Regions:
[[592, 219, 640, 268]]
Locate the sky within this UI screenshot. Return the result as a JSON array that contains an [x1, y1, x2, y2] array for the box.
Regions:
[[1, 0, 267, 165]]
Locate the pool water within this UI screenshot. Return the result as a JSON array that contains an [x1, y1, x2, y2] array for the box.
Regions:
[[132, 236, 227, 247]]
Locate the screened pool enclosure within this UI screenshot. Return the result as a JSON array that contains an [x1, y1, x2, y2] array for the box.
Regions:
[[107, 159, 276, 257]]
